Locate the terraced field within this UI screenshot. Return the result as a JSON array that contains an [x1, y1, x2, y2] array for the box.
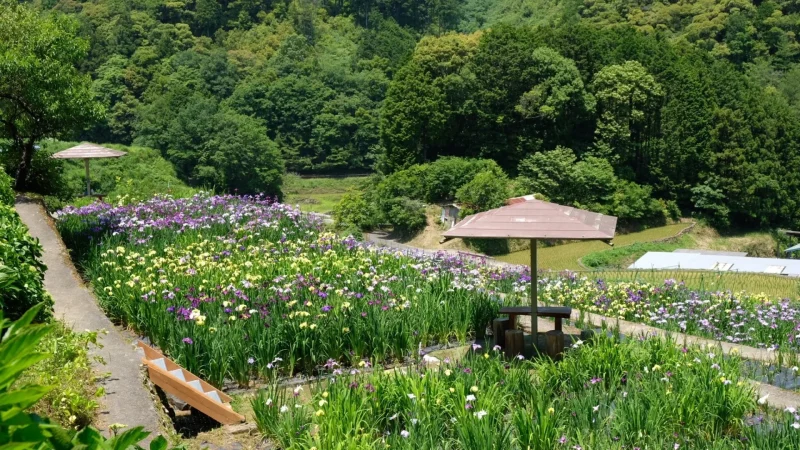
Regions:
[[497, 223, 690, 270]]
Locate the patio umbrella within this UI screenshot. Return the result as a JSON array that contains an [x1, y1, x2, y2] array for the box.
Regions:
[[443, 195, 617, 341], [51, 142, 126, 196]]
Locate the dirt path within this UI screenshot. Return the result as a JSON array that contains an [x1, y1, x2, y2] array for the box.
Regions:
[[15, 199, 163, 438]]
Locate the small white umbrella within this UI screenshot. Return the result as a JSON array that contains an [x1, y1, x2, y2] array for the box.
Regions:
[[51, 142, 126, 196]]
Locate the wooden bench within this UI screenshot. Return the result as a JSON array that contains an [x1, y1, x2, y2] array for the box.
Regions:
[[495, 306, 573, 358], [500, 306, 572, 331]]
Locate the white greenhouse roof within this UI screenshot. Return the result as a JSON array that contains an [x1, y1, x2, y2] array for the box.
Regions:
[[629, 252, 800, 277]]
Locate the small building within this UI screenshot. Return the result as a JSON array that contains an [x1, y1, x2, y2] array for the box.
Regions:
[[629, 251, 800, 277], [440, 203, 460, 229]]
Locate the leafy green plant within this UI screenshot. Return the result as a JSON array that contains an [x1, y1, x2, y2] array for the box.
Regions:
[[581, 234, 693, 269], [0, 304, 172, 449], [0, 166, 14, 206], [17, 322, 103, 429], [0, 204, 52, 322], [455, 170, 510, 217], [333, 191, 377, 231], [385, 196, 426, 236]]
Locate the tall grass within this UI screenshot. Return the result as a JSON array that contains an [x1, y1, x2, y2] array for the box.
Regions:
[[252, 334, 800, 449]]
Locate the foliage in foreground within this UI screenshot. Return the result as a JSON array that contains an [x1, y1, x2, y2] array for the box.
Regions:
[[252, 334, 800, 449], [17, 322, 103, 429], [0, 305, 170, 449], [0, 167, 14, 206], [0, 202, 52, 323]]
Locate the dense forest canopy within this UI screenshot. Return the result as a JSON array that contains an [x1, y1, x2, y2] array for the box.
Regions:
[[6, 0, 800, 228]]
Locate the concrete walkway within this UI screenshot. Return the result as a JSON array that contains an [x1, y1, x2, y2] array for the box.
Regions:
[[15, 199, 162, 437]]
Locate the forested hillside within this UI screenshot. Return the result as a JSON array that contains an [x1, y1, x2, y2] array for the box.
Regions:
[[11, 0, 800, 228]]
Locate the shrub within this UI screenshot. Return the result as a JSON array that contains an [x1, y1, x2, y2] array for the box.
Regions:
[[0, 167, 13, 206], [0, 147, 75, 200], [0, 204, 52, 322], [609, 180, 665, 226], [424, 157, 502, 203], [332, 192, 377, 231], [455, 170, 510, 217], [386, 196, 426, 236], [374, 164, 429, 202], [581, 234, 693, 269], [661, 199, 681, 222], [18, 322, 102, 429]]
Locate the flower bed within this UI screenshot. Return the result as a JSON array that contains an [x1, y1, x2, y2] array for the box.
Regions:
[[252, 334, 800, 449], [58, 193, 800, 389], [536, 275, 800, 353], [56, 194, 528, 385]]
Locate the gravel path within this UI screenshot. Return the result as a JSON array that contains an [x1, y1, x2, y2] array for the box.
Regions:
[[15, 199, 163, 438]]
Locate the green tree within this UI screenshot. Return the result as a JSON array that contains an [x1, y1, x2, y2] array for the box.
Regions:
[[591, 60, 663, 177], [516, 146, 577, 204], [0, 1, 101, 189], [516, 47, 595, 131], [455, 169, 510, 217], [380, 32, 481, 172]]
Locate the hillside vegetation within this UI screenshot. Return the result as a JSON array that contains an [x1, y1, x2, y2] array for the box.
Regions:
[[1, 0, 797, 232]]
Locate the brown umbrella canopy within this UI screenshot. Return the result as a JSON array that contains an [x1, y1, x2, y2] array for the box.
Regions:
[[443, 195, 617, 240], [443, 195, 617, 340], [51, 142, 127, 159], [51, 142, 127, 196]]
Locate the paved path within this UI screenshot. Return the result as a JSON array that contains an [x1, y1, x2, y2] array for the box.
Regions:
[[15, 199, 162, 437]]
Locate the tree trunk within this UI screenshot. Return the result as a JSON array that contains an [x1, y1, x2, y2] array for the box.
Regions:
[[14, 140, 35, 190]]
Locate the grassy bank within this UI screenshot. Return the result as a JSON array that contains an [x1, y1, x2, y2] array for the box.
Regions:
[[496, 223, 690, 270]]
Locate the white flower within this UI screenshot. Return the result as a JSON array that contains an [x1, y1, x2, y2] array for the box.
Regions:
[[389, 413, 398, 421], [474, 410, 487, 420], [450, 417, 457, 423], [408, 393, 416, 400], [786, 407, 797, 414], [280, 405, 289, 413], [592, 405, 600, 413], [400, 430, 410, 438], [792, 366, 799, 373], [758, 394, 770, 405], [266, 398, 273, 406], [293, 386, 303, 395], [466, 395, 476, 402], [516, 354, 525, 360], [411, 418, 418, 425], [792, 422, 800, 430]]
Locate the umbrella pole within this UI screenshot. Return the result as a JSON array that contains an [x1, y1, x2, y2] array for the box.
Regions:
[[84, 159, 91, 196], [530, 238, 538, 347]]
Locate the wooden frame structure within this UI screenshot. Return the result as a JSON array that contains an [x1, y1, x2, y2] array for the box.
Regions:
[[137, 342, 245, 425]]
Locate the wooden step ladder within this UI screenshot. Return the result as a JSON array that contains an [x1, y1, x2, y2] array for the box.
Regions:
[[137, 342, 245, 425]]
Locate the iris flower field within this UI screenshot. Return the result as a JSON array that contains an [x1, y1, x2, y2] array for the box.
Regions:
[[56, 194, 800, 447]]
